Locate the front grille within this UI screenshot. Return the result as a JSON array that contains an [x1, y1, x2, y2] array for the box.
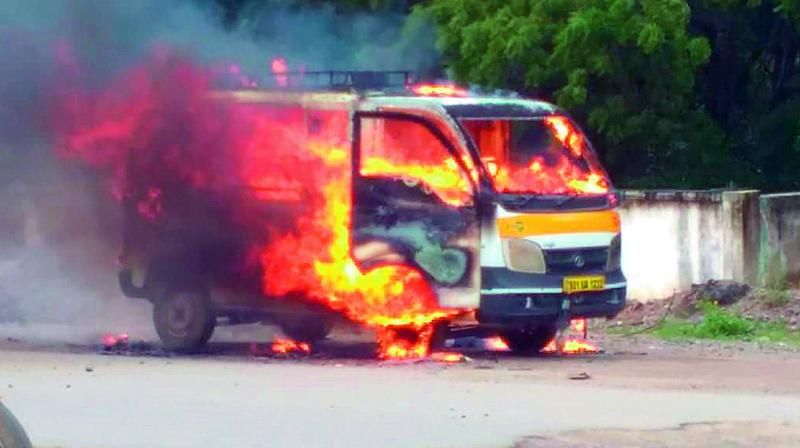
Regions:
[[544, 248, 608, 274]]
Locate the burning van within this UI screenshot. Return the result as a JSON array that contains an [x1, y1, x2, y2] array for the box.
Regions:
[[111, 68, 625, 354]]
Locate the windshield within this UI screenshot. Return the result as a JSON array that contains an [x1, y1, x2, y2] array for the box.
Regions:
[[459, 116, 610, 195]]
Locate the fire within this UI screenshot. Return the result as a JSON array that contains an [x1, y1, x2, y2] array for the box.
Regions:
[[51, 51, 460, 360], [571, 318, 587, 335], [410, 83, 468, 97], [484, 336, 510, 351], [541, 319, 599, 354], [541, 337, 598, 354], [271, 338, 311, 355], [462, 115, 609, 195], [561, 338, 599, 353], [270, 57, 289, 87], [360, 157, 472, 207], [428, 351, 464, 363], [544, 116, 583, 157], [101, 333, 129, 349]]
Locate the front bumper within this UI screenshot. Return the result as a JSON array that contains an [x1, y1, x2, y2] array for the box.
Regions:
[[477, 268, 627, 327]]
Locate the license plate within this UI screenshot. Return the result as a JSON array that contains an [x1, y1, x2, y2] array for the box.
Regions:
[[563, 275, 605, 294]]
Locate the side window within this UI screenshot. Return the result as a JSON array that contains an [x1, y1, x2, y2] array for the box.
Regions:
[[358, 116, 474, 207]]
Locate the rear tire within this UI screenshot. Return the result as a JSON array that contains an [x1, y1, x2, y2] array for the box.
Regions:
[[501, 325, 557, 354], [153, 289, 216, 351], [0, 402, 33, 448]]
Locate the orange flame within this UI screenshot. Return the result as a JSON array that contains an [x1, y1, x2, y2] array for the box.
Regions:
[[485, 336, 510, 351], [410, 83, 468, 97], [51, 54, 463, 361], [571, 318, 587, 335], [463, 116, 609, 195], [541, 319, 599, 354], [429, 351, 465, 363], [271, 338, 311, 354]]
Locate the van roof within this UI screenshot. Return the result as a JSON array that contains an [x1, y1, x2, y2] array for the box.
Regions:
[[210, 88, 560, 117]]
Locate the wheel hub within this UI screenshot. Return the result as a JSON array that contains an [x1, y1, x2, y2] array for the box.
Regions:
[[166, 295, 195, 337]]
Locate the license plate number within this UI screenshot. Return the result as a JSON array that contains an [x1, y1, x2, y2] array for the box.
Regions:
[[563, 275, 605, 294]]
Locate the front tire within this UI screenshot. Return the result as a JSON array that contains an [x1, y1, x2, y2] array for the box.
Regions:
[[153, 289, 216, 351], [501, 325, 557, 354]]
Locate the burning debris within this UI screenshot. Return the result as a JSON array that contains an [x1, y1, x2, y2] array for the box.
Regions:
[[483, 336, 510, 352], [101, 333, 129, 350], [271, 338, 311, 355], [428, 351, 465, 363], [99, 333, 158, 355], [541, 319, 600, 355]]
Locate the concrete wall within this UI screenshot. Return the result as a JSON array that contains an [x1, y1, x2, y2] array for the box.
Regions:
[[618, 190, 760, 301], [759, 193, 800, 285]]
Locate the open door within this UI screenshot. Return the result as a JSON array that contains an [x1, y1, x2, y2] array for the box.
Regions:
[[351, 111, 480, 309]]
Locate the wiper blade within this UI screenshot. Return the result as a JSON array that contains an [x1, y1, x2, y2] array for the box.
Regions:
[[500, 194, 533, 205], [556, 195, 579, 207]]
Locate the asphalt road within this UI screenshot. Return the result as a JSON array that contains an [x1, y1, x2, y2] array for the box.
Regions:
[[2, 334, 800, 448]]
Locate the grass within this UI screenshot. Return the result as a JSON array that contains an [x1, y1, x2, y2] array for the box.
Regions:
[[759, 288, 792, 307], [647, 301, 800, 346]]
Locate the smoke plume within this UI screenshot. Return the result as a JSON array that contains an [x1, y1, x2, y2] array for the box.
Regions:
[[0, 0, 440, 336]]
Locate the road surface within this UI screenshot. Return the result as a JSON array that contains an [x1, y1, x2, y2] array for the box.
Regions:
[[2, 325, 800, 448]]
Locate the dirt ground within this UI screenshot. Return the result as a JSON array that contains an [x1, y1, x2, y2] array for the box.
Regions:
[[612, 280, 800, 331], [2, 322, 800, 447]]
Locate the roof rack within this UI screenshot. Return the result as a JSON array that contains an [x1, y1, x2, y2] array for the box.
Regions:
[[267, 70, 415, 91]]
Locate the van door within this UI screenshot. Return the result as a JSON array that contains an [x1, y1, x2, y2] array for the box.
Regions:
[[351, 111, 480, 309]]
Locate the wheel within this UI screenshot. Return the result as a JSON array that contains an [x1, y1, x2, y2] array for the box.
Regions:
[[279, 315, 334, 343], [500, 325, 557, 354], [153, 289, 216, 351], [428, 320, 450, 351], [0, 402, 33, 448]]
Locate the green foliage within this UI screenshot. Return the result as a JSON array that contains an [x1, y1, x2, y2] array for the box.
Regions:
[[420, 0, 727, 187], [695, 301, 755, 337], [761, 252, 790, 290], [420, 0, 800, 189], [651, 301, 800, 344], [210, 0, 800, 190], [761, 289, 792, 306]]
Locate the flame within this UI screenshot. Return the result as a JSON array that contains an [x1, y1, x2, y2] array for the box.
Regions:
[[544, 116, 583, 157], [485, 336, 510, 351], [270, 57, 289, 87], [410, 83, 467, 97], [429, 351, 464, 363], [271, 338, 311, 354], [561, 338, 599, 353], [493, 155, 609, 195], [52, 53, 477, 358], [52, 52, 467, 360], [541, 337, 598, 354], [462, 116, 609, 195], [541, 319, 599, 354], [360, 157, 472, 207], [102, 333, 129, 349], [570, 318, 587, 335]]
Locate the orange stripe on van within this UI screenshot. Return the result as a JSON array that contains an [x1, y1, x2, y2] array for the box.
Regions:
[[497, 209, 620, 237]]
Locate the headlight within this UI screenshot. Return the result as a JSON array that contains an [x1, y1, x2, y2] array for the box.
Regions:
[[502, 238, 546, 274], [606, 234, 621, 271]]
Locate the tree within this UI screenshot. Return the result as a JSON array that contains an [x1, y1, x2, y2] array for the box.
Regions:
[[212, 0, 800, 190], [420, 0, 723, 187], [690, 0, 800, 189]]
